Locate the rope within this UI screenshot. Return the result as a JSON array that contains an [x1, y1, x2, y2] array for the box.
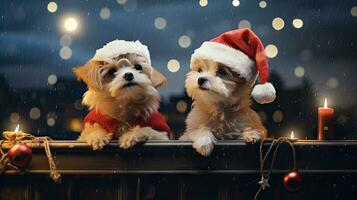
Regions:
[[0, 132, 61, 182], [254, 137, 297, 199]]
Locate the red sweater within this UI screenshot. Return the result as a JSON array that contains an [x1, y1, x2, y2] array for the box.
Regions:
[[82, 109, 170, 138]]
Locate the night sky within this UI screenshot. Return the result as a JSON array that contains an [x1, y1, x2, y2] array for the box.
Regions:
[[1, 0, 357, 106]]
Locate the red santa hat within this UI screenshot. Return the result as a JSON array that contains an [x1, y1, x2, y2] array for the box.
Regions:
[[190, 28, 276, 104], [92, 40, 151, 65]]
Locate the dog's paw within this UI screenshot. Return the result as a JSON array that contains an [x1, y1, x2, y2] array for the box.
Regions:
[[119, 133, 138, 149], [119, 126, 144, 149], [86, 132, 111, 150], [192, 136, 215, 157], [241, 129, 262, 144]]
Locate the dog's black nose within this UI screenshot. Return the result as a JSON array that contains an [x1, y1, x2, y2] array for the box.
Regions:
[[124, 72, 134, 81], [198, 77, 207, 86]]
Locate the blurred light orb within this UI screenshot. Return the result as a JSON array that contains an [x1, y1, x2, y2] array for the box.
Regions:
[[294, 66, 305, 78], [265, 44, 278, 58], [100, 7, 111, 20], [59, 47, 72, 60], [259, 1, 267, 8], [351, 6, 357, 17], [176, 100, 188, 113], [70, 118, 82, 132], [292, 18, 303, 29], [199, 0, 208, 7], [47, 112, 57, 120], [178, 35, 191, 48], [167, 59, 180, 73], [232, 0, 240, 7], [238, 19, 251, 29], [272, 110, 283, 123], [60, 34, 72, 47], [47, 2, 58, 13], [154, 17, 167, 30], [48, 74, 58, 85], [64, 17, 78, 32], [326, 77, 339, 89], [10, 112, 20, 123], [272, 17, 285, 31], [47, 118, 56, 127], [29, 107, 41, 120], [116, 0, 127, 5]]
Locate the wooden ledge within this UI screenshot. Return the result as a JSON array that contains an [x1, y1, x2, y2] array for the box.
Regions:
[[1, 140, 357, 175]]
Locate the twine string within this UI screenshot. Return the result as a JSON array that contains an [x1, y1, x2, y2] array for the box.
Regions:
[[254, 137, 297, 199], [0, 132, 61, 182]]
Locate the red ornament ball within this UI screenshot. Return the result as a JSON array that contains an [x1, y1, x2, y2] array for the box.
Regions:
[[283, 171, 303, 192], [7, 143, 32, 168]]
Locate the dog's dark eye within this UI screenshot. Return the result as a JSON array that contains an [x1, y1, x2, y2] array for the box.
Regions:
[[217, 68, 227, 76], [198, 68, 202, 73], [134, 64, 143, 71], [107, 68, 117, 77]]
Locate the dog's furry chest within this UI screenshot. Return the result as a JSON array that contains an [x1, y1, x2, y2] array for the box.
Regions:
[[207, 111, 242, 139]]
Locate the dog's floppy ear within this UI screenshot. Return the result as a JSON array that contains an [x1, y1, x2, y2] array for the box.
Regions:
[[73, 64, 89, 84], [73, 60, 104, 90], [151, 67, 168, 88]]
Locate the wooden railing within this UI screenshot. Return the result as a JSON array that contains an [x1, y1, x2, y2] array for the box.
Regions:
[[1, 140, 357, 199]]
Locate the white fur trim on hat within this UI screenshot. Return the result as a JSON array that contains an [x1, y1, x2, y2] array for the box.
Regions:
[[92, 40, 151, 64], [191, 41, 256, 82], [251, 82, 276, 104]]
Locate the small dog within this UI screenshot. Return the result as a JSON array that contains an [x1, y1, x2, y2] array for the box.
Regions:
[[181, 59, 267, 156], [180, 29, 275, 156], [73, 40, 170, 150]]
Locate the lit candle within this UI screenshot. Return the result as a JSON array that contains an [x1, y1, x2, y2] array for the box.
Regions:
[[318, 98, 334, 140], [289, 130, 298, 141]]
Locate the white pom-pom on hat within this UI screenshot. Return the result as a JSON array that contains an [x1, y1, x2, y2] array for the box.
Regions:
[[252, 82, 276, 104]]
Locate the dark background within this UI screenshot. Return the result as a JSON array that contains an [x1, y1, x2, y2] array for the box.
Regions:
[[0, 0, 357, 139]]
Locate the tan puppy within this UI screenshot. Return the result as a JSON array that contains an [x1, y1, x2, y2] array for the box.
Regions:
[[181, 58, 267, 156], [73, 40, 170, 150], [180, 28, 276, 156]]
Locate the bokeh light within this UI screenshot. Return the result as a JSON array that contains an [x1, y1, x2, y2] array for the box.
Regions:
[[272, 17, 285, 31], [70, 118, 82, 132], [232, 0, 240, 7], [176, 100, 188, 113], [178, 35, 191, 48], [292, 18, 304, 29], [167, 59, 180, 73], [59, 47, 72, 60], [351, 6, 357, 17], [238, 20, 251, 28], [326, 77, 339, 89], [64, 17, 78, 32], [272, 110, 284, 123], [199, 0, 208, 7], [265, 44, 278, 58], [60, 34, 72, 47], [47, 118, 56, 127], [29, 107, 41, 120], [294, 66, 305, 78], [100, 7, 111, 20], [10, 112, 20, 123], [48, 74, 58, 85], [259, 1, 267, 8], [47, 2, 58, 13], [154, 17, 167, 30], [116, 0, 127, 5]]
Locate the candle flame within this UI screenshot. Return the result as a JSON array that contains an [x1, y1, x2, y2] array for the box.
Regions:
[[324, 98, 328, 108], [14, 124, 20, 132], [290, 131, 294, 139]]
